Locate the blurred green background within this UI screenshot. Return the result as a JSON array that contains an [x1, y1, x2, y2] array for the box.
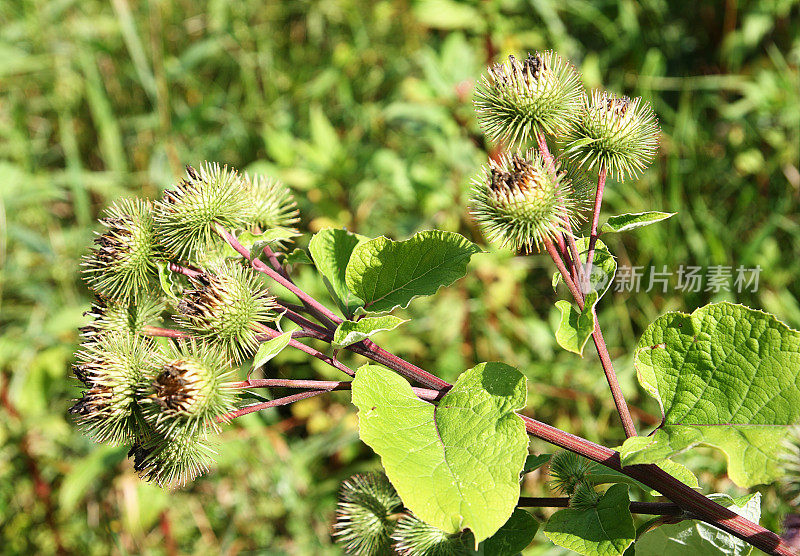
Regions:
[[1, 0, 799, 554]]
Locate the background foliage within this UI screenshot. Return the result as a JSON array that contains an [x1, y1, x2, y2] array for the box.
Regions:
[[1, 0, 798, 553]]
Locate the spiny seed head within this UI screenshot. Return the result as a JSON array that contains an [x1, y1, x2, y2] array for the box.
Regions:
[[391, 514, 470, 556], [154, 162, 256, 260], [564, 90, 660, 181], [470, 149, 586, 252], [548, 451, 597, 495], [128, 426, 215, 488], [175, 261, 280, 362], [475, 51, 584, 147], [82, 198, 159, 302], [334, 473, 402, 556], [70, 332, 161, 445], [140, 340, 236, 437], [80, 295, 165, 345], [569, 480, 602, 510], [245, 172, 300, 231], [779, 426, 800, 505]]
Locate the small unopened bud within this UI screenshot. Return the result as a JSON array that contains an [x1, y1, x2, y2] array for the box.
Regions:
[[334, 473, 402, 555], [391, 514, 470, 556], [548, 451, 597, 496], [564, 90, 660, 180], [471, 150, 586, 252], [82, 199, 159, 302], [128, 427, 214, 487], [475, 51, 583, 146], [176, 261, 280, 362], [70, 332, 159, 445], [569, 480, 602, 510], [245, 173, 300, 231], [154, 162, 256, 260]]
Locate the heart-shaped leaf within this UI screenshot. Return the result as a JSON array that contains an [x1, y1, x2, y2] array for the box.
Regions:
[[620, 302, 800, 487], [250, 332, 292, 374], [636, 493, 761, 556], [308, 228, 369, 317], [351, 362, 528, 543], [346, 230, 481, 314], [544, 484, 635, 556], [601, 212, 675, 233], [333, 315, 408, 348]]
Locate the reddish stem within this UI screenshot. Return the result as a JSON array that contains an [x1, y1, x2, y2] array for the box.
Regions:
[[142, 325, 188, 339], [586, 167, 607, 268], [216, 226, 344, 326], [230, 378, 441, 401]]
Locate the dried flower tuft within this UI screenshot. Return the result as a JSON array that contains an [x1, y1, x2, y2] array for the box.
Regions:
[[140, 340, 236, 437]]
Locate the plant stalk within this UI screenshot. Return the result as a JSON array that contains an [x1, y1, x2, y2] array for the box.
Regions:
[[517, 497, 684, 516]]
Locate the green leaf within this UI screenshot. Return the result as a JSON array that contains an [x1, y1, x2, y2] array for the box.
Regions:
[[284, 248, 312, 265], [523, 454, 552, 473], [156, 260, 178, 301], [308, 228, 369, 316], [346, 230, 481, 314], [351, 362, 528, 543], [544, 484, 636, 556], [601, 212, 676, 234], [552, 238, 616, 300], [555, 291, 598, 356], [251, 332, 292, 372], [476, 509, 539, 555], [239, 227, 300, 258], [333, 315, 408, 348], [636, 493, 760, 556], [620, 302, 800, 487]]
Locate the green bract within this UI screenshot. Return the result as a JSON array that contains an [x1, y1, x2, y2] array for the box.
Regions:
[[70, 332, 160, 445], [564, 91, 660, 181], [475, 51, 583, 146], [334, 473, 402, 556], [82, 198, 159, 302], [176, 261, 279, 362], [154, 162, 255, 259], [471, 150, 584, 252], [139, 340, 237, 437]]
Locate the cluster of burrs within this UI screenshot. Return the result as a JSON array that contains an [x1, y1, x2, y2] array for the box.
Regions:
[[73, 162, 298, 486], [471, 50, 660, 252]]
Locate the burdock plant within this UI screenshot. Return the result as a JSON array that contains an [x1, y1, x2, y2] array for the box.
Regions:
[[70, 50, 800, 556]]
